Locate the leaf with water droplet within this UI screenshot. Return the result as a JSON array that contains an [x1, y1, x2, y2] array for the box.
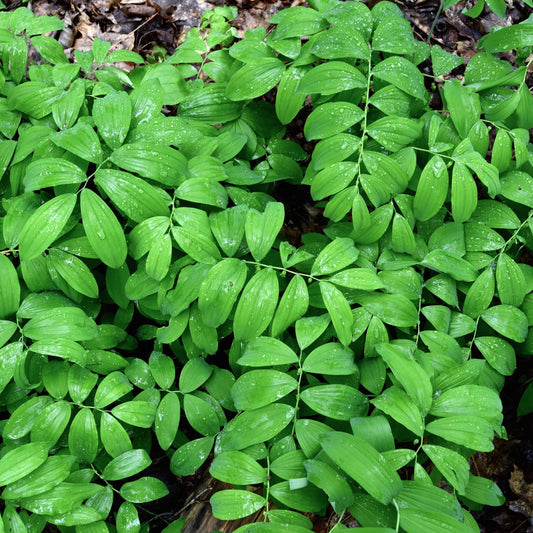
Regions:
[[81, 188, 127, 269]]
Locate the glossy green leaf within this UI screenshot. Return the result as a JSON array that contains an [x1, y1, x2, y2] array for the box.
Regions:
[[496, 253, 527, 307], [275, 66, 309, 124], [422, 444, 470, 493], [478, 23, 533, 52], [442, 80, 480, 137], [328, 268, 383, 291], [245, 202, 284, 261], [211, 490, 265, 520], [210, 451, 266, 485], [270, 481, 327, 513], [100, 412, 133, 458], [111, 401, 156, 429], [311, 238, 359, 276], [93, 91, 131, 149], [209, 205, 247, 257], [271, 275, 309, 337], [24, 158, 86, 191], [233, 268, 279, 341], [297, 61, 367, 96], [0, 255, 19, 319], [81, 188, 127, 269], [30, 400, 72, 446], [451, 162, 477, 223], [481, 305, 528, 342], [94, 371, 133, 408], [172, 226, 221, 265], [302, 343, 357, 375], [310, 162, 358, 201], [23, 307, 97, 341], [155, 392, 180, 451], [120, 477, 169, 504], [322, 432, 402, 505], [0, 442, 50, 486], [19, 194, 77, 262], [116, 502, 140, 533], [218, 403, 294, 451], [425, 416, 495, 451], [320, 281, 353, 346], [52, 122, 103, 164], [474, 336, 516, 376], [304, 102, 364, 141], [400, 508, 472, 533], [47, 249, 99, 298], [301, 384, 368, 420], [310, 26, 369, 60], [463, 474, 505, 506], [68, 408, 99, 464], [413, 156, 448, 221], [462, 267, 494, 319], [422, 249, 478, 282], [102, 449, 151, 481], [95, 169, 170, 224], [372, 56, 426, 100], [170, 436, 214, 476], [226, 58, 285, 101], [232, 369, 297, 409]]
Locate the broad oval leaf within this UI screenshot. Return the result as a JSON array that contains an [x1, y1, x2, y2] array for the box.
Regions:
[[320, 281, 353, 346], [0, 255, 20, 319], [19, 194, 77, 262], [102, 449, 151, 481], [233, 268, 279, 341], [226, 58, 285, 101], [211, 489, 265, 520], [311, 238, 359, 276], [170, 436, 214, 476], [210, 451, 266, 485], [155, 392, 180, 451], [425, 416, 495, 452], [245, 202, 284, 261], [120, 477, 169, 504], [68, 408, 98, 464], [302, 343, 357, 376], [24, 158, 86, 191], [297, 61, 367, 96], [0, 442, 50, 486], [81, 188, 128, 268], [304, 102, 364, 141], [93, 91, 132, 149], [481, 305, 528, 342], [301, 384, 368, 420], [321, 432, 402, 505], [413, 156, 448, 221], [271, 275, 309, 338]]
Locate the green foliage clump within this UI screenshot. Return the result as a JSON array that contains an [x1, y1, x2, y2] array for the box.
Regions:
[[0, 2, 532, 532]]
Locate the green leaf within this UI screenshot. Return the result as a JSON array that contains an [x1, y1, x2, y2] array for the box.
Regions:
[[233, 268, 279, 341], [474, 336, 516, 376], [210, 451, 266, 485], [2, 455, 75, 500], [421, 249, 478, 282], [451, 162, 477, 223], [463, 474, 505, 506], [218, 403, 294, 451], [0, 255, 19, 319], [271, 275, 309, 337], [422, 444, 470, 493], [276, 66, 310, 124], [321, 432, 402, 505], [373, 15, 417, 54], [310, 162, 358, 201], [372, 56, 426, 100], [146, 233, 172, 281], [94, 371, 133, 409], [366, 116, 421, 152], [295, 314, 331, 351], [430, 384, 502, 426], [93, 92, 132, 149], [413, 156, 448, 221], [371, 386, 424, 436], [183, 393, 220, 436], [0, 321, 17, 349], [310, 26, 369, 60], [24, 158, 86, 191], [305, 459, 354, 512], [238, 337, 298, 367], [245, 202, 285, 261], [491, 129, 512, 173], [179, 358, 212, 393], [81, 188, 128, 269], [311, 238, 359, 276], [500, 171, 533, 208], [116, 502, 140, 533], [100, 412, 133, 458], [327, 268, 383, 291], [120, 477, 169, 504], [425, 416, 495, 451], [19, 194, 77, 262], [496, 253, 527, 306], [155, 392, 180, 451], [7, 82, 63, 119], [52, 123, 103, 164], [400, 508, 472, 533], [478, 23, 533, 52], [481, 305, 528, 342], [176, 178, 228, 208], [442, 80, 480, 137], [47, 249, 99, 299], [431, 45, 463, 76], [269, 481, 327, 513], [23, 307, 97, 341], [304, 102, 364, 141], [231, 369, 297, 409], [301, 384, 368, 420], [226, 58, 285, 101], [178, 84, 243, 123], [320, 281, 353, 346], [0, 442, 50, 486], [109, 142, 186, 187], [351, 201, 393, 244], [211, 490, 265, 520], [111, 401, 156, 428], [68, 408, 99, 463], [357, 293, 419, 328], [302, 343, 357, 375], [30, 400, 72, 447], [95, 169, 170, 224], [102, 449, 151, 481], [463, 267, 495, 318], [270, 6, 327, 39], [170, 437, 214, 476], [297, 61, 367, 96], [270, 450, 306, 480], [172, 226, 221, 264]]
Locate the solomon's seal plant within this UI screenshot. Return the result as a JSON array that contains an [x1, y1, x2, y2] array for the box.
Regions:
[[0, 2, 532, 532]]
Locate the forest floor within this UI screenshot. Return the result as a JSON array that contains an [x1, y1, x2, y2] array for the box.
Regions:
[[4, 0, 533, 531]]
